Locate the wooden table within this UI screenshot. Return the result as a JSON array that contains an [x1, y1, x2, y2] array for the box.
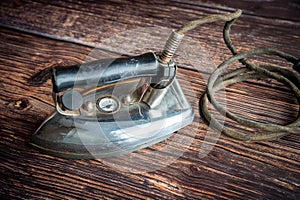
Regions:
[[1, 0, 299, 199]]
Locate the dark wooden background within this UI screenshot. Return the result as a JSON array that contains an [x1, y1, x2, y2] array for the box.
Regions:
[[1, 0, 300, 199]]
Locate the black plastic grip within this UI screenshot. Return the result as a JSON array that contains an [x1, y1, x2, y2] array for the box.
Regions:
[[52, 52, 159, 92]]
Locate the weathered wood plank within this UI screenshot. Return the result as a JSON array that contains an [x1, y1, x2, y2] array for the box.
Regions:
[[0, 0, 299, 59], [0, 0, 300, 199], [186, 0, 300, 21], [0, 23, 299, 199]]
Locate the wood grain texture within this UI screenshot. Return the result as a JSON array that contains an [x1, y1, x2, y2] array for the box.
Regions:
[[0, 0, 300, 199], [0, 0, 299, 55]]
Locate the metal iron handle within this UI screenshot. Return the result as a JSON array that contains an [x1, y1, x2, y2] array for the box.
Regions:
[[52, 52, 159, 93]]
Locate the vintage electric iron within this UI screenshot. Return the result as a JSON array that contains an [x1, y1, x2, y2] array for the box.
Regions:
[[31, 29, 197, 159], [31, 47, 194, 158], [31, 10, 245, 159]]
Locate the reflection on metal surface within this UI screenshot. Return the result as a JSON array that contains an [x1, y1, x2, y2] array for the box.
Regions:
[[31, 79, 194, 159]]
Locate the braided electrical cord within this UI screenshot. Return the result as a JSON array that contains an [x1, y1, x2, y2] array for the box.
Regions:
[[160, 9, 300, 140], [159, 10, 242, 63], [199, 15, 300, 141]]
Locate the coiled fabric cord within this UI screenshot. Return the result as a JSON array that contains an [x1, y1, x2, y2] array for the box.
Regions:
[[31, 10, 299, 141], [199, 15, 300, 141], [160, 9, 300, 140]]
